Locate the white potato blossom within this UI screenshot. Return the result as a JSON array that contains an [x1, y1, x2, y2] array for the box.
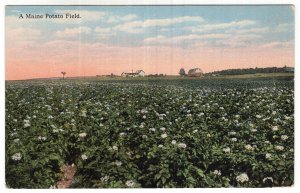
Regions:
[[245, 144, 254, 151], [79, 133, 87, 138], [160, 127, 166, 131], [223, 147, 231, 153], [115, 160, 122, 166], [149, 128, 156, 132], [213, 170, 221, 176], [192, 129, 198, 133], [265, 153, 272, 159], [81, 154, 88, 160], [236, 173, 249, 183], [228, 131, 236, 136], [256, 115, 262, 119], [281, 135, 288, 141], [12, 153, 22, 161], [263, 177, 274, 183], [250, 129, 257, 132], [275, 145, 284, 151], [80, 110, 87, 117], [178, 143, 187, 149], [101, 176, 109, 182], [23, 119, 30, 128], [231, 138, 237, 142], [14, 138, 20, 143], [161, 133, 167, 138], [126, 180, 135, 187], [142, 135, 148, 139], [119, 132, 126, 137], [38, 136, 47, 141], [171, 140, 177, 145], [198, 113, 205, 117], [49, 185, 57, 189], [272, 126, 279, 131], [112, 146, 118, 151], [158, 144, 164, 148]]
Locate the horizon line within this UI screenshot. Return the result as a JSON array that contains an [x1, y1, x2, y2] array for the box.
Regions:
[[5, 65, 294, 81]]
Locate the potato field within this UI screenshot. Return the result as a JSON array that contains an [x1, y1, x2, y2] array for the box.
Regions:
[[5, 77, 294, 188]]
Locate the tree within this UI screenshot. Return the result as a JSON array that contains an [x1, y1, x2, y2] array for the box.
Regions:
[[179, 68, 186, 76], [61, 72, 66, 79]]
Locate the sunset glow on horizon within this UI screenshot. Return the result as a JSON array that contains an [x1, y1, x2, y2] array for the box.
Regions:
[[6, 6, 294, 80]]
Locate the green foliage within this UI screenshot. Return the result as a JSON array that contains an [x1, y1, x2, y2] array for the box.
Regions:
[[5, 78, 294, 188]]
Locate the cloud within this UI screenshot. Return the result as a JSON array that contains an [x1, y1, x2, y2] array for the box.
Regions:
[[122, 14, 138, 21], [115, 16, 204, 33], [190, 20, 256, 33], [143, 33, 264, 48], [275, 23, 294, 33], [260, 41, 294, 49], [6, 27, 41, 42], [234, 27, 269, 34], [144, 33, 227, 45], [94, 27, 111, 33], [107, 14, 138, 23], [8, 27, 41, 37], [214, 34, 263, 48], [55, 27, 91, 38], [94, 27, 114, 39]]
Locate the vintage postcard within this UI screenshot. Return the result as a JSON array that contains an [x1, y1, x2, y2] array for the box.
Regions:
[[5, 5, 294, 188]]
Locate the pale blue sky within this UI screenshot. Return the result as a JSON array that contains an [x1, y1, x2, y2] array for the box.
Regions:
[[6, 5, 294, 48]]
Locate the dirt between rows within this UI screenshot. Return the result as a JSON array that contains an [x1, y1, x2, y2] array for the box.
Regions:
[[56, 164, 76, 188]]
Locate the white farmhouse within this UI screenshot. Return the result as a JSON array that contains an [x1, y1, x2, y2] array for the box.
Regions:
[[121, 70, 145, 77]]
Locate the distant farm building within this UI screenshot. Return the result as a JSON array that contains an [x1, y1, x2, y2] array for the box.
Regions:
[[187, 68, 203, 77], [121, 70, 145, 77]]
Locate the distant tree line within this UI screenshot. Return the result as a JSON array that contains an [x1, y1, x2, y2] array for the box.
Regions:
[[205, 66, 293, 76]]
